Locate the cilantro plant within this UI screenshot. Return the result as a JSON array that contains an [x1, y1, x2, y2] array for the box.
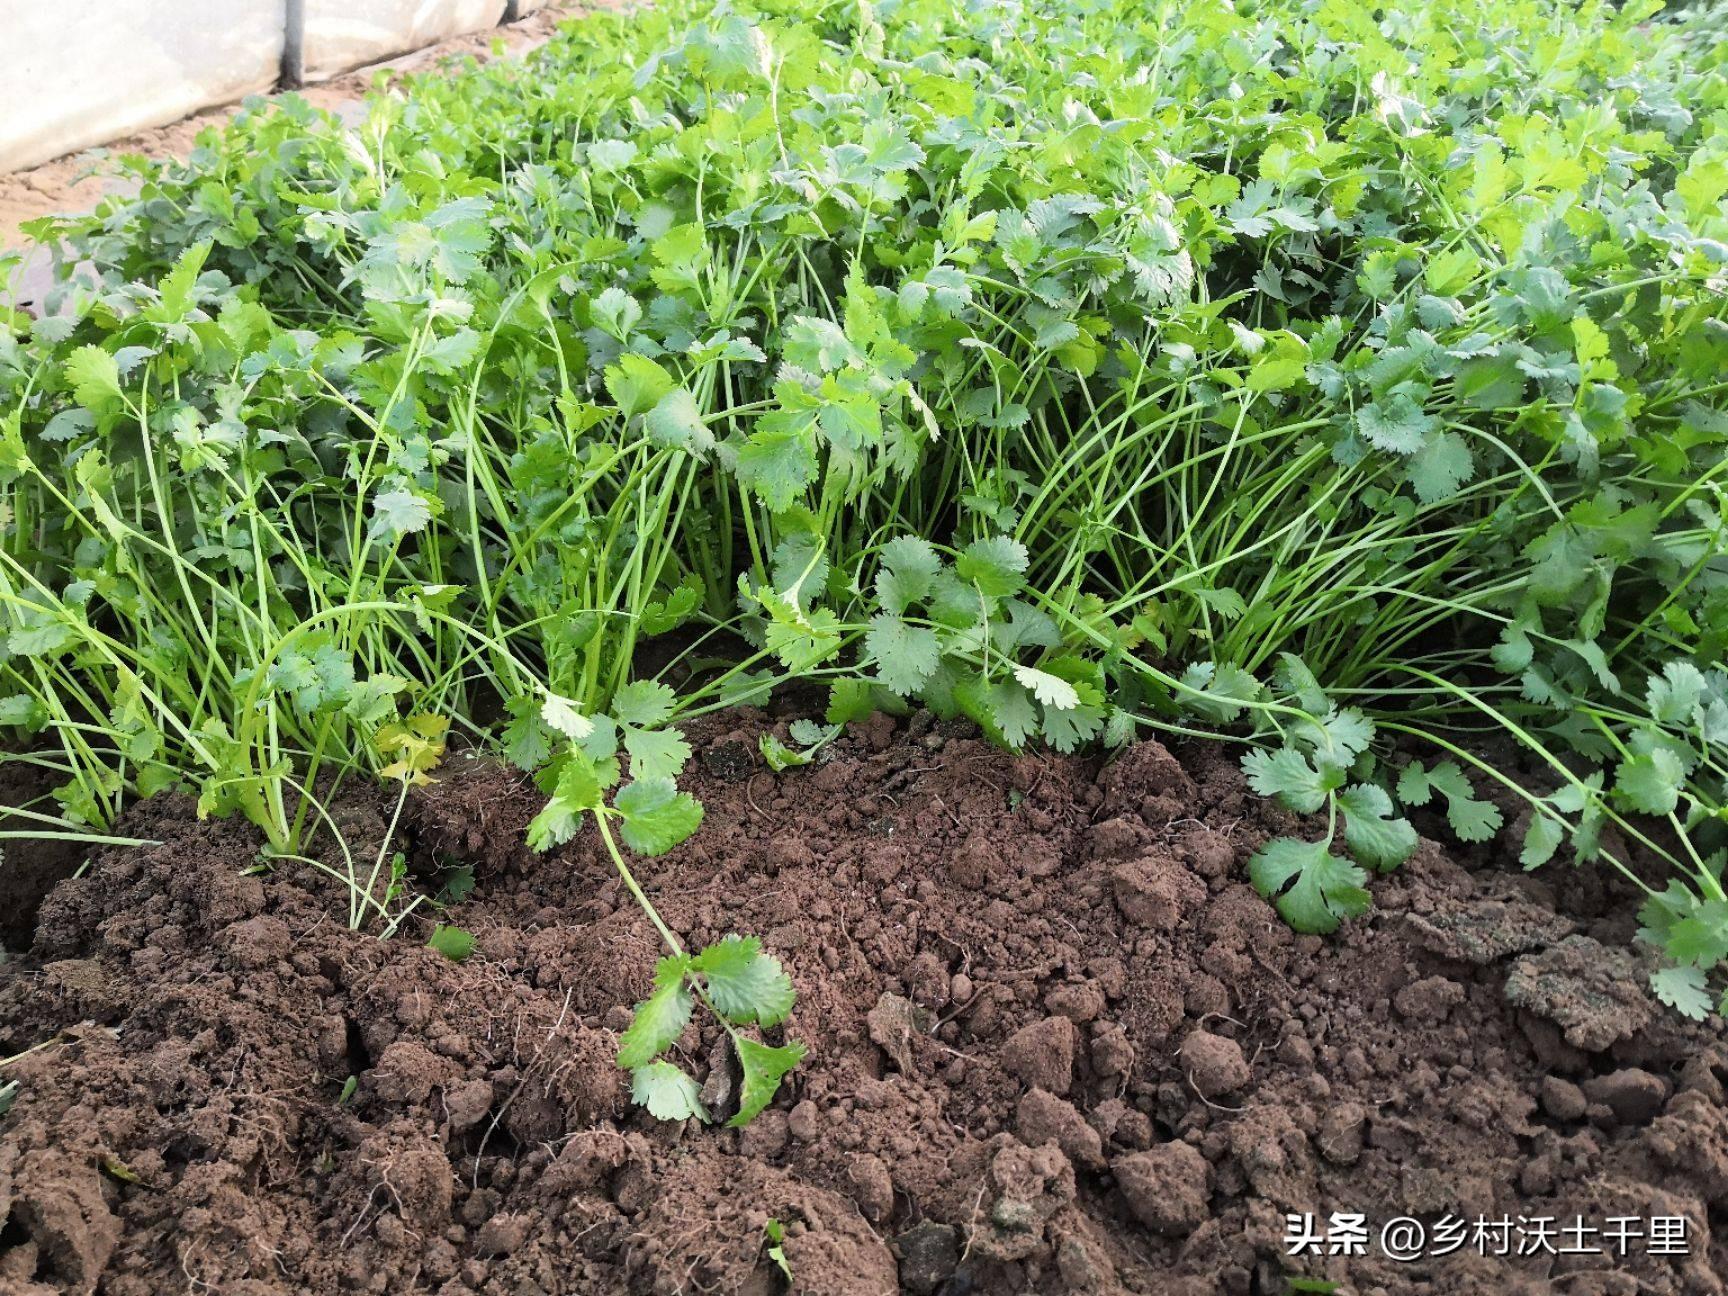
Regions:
[[3, 0, 1728, 1022], [527, 742, 805, 1126]]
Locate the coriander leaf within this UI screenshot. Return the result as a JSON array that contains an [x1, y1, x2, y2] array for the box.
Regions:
[[1012, 664, 1080, 711], [1399, 759, 1502, 841], [760, 732, 811, 770], [1248, 836, 1371, 934], [1615, 749, 1685, 817], [631, 1059, 708, 1122], [826, 679, 880, 725], [954, 536, 1029, 597], [1648, 662, 1706, 726], [1242, 746, 1339, 814], [1356, 394, 1437, 455], [614, 777, 703, 855], [1650, 966, 1711, 1021], [65, 345, 123, 409], [1406, 429, 1475, 503], [1179, 661, 1263, 722], [876, 535, 941, 612], [1336, 783, 1418, 872], [865, 612, 940, 695], [541, 692, 595, 741], [623, 726, 691, 781], [763, 604, 841, 672], [1667, 915, 1728, 976], [605, 353, 675, 417], [612, 680, 676, 728], [1520, 814, 1565, 869], [1275, 653, 1329, 715], [645, 387, 714, 454], [736, 424, 818, 511], [617, 957, 694, 1067], [729, 1036, 807, 1128], [426, 925, 475, 962], [368, 488, 434, 542], [525, 754, 604, 851], [693, 935, 796, 1026]]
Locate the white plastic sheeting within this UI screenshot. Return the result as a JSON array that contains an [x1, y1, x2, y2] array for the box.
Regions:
[[0, 1, 285, 173], [304, 0, 508, 81], [0, 0, 525, 175]]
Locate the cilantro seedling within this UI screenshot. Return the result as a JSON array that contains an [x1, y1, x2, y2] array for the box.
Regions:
[[529, 747, 804, 1126]]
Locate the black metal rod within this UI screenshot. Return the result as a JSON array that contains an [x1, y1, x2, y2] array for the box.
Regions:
[[281, 0, 306, 89]]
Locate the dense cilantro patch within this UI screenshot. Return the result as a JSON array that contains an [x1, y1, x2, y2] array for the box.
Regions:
[[2, 0, 1728, 1093]]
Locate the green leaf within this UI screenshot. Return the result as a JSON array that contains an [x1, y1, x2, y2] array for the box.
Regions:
[[426, 925, 475, 962], [605, 353, 675, 417], [954, 536, 1029, 597], [1336, 783, 1417, 872], [590, 286, 642, 338], [1242, 747, 1340, 814], [369, 488, 434, 542], [1248, 836, 1370, 934], [617, 955, 695, 1068], [623, 726, 691, 781], [1179, 661, 1263, 722], [1616, 749, 1685, 816], [1454, 354, 1526, 409], [422, 327, 480, 372], [760, 596, 841, 671], [64, 345, 123, 409], [631, 1059, 708, 1122], [1398, 760, 1502, 842], [614, 778, 704, 855], [1520, 814, 1565, 868], [525, 753, 604, 851], [729, 1036, 807, 1127], [611, 680, 676, 728], [826, 679, 880, 725], [1356, 394, 1437, 455], [760, 732, 811, 770], [1406, 429, 1474, 503], [737, 423, 818, 511], [645, 388, 714, 453], [1012, 664, 1080, 711], [694, 935, 796, 1027], [865, 613, 941, 695], [541, 692, 595, 741], [1648, 662, 1706, 726], [1274, 654, 1329, 715], [437, 866, 476, 905], [876, 536, 941, 613], [1651, 965, 1712, 1021], [1664, 899, 1728, 968]]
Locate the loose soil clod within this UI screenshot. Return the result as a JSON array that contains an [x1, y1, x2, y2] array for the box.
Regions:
[[2, 712, 1726, 1294]]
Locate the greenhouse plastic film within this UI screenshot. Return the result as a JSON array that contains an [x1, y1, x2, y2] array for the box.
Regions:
[[0, 0, 284, 173], [303, 0, 508, 81]]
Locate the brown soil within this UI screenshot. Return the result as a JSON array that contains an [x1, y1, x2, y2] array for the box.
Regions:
[[0, 760, 85, 949], [1, 710, 1725, 1296]]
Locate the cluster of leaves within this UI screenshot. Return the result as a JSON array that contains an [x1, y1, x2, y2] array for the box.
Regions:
[[525, 741, 806, 1122], [620, 936, 805, 1127], [1, 0, 1727, 1081]]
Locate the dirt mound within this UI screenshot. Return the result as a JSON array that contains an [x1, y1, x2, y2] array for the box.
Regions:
[[2, 711, 1725, 1295]]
